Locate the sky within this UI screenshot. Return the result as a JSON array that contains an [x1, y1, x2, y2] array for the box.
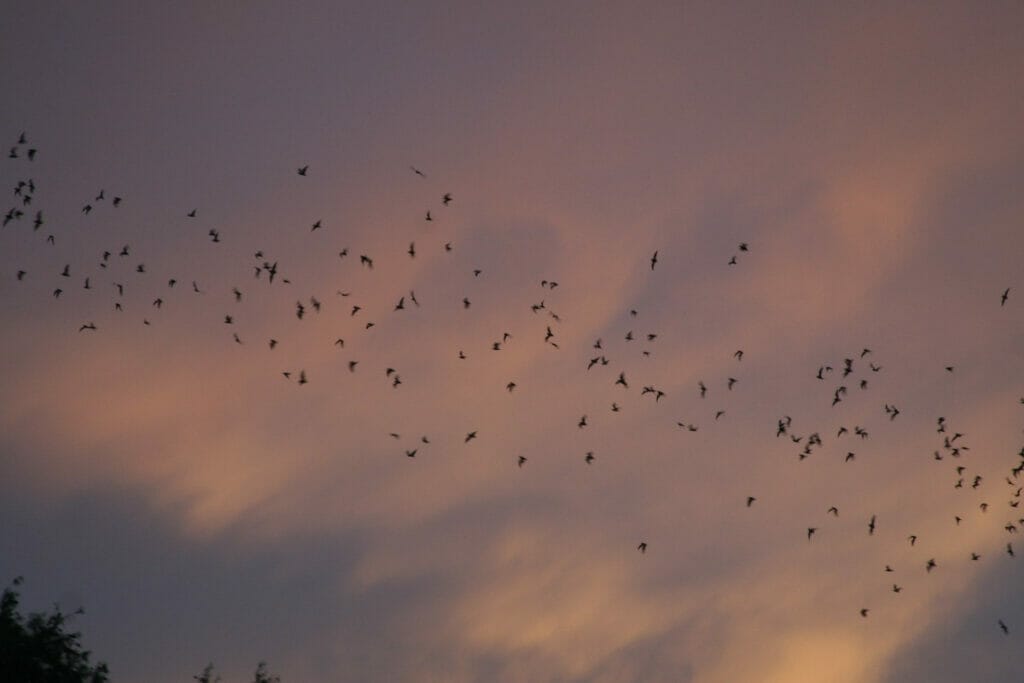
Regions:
[[1, 2, 1023, 681]]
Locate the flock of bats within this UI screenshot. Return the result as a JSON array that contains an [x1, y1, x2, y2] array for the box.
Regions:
[[4, 130, 1021, 644]]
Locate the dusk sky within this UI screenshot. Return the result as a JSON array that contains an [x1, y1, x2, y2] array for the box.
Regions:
[[2, 3, 1023, 681]]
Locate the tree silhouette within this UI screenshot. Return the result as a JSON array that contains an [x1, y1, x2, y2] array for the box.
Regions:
[[2, 576, 281, 682], [193, 664, 221, 683], [0, 576, 109, 682], [195, 662, 280, 683], [251, 662, 280, 683]]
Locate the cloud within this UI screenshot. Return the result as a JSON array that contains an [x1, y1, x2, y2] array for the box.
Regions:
[[2, 3, 1024, 682]]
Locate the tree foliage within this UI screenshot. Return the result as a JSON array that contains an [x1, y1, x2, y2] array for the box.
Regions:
[[0, 576, 109, 682], [195, 662, 280, 683], [2, 576, 280, 682]]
